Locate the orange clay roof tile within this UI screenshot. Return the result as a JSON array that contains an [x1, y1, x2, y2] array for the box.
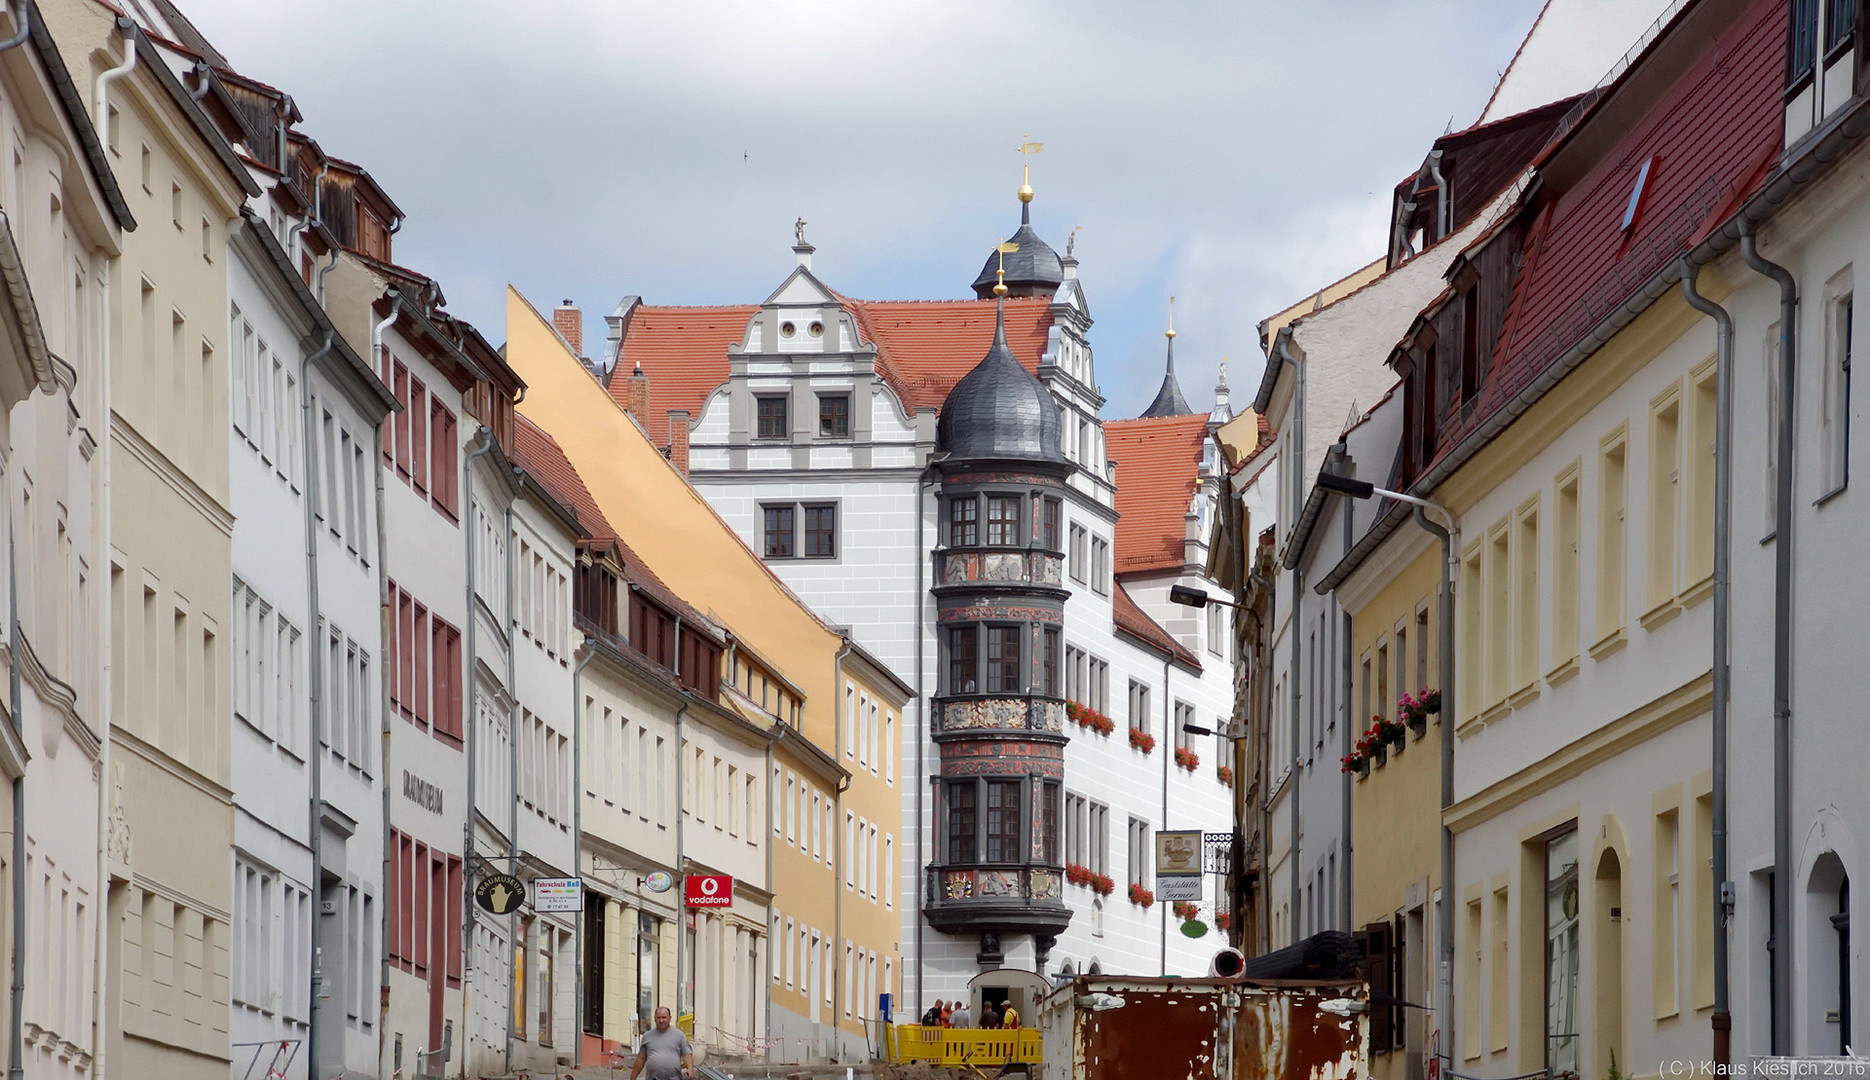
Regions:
[[1105, 413, 1211, 575]]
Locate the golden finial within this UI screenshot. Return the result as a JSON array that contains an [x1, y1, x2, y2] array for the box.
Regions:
[[1166, 295, 1177, 340], [994, 238, 1018, 297], [1017, 135, 1043, 204]]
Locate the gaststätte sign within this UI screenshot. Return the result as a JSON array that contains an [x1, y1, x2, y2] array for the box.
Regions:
[[684, 874, 733, 907]]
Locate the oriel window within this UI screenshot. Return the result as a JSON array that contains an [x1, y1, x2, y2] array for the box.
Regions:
[[946, 782, 977, 863], [803, 504, 837, 558], [762, 505, 795, 558], [818, 394, 850, 439], [1040, 781, 1060, 864], [756, 395, 789, 439], [986, 495, 1022, 546], [986, 626, 1022, 693], [948, 497, 978, 547], [985, 780, 1021, 862]]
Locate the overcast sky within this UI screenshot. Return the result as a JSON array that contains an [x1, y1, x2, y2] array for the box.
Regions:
[[176, 0, 1550, 418]]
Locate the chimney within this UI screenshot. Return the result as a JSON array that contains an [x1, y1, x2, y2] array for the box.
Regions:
[[626, 364, 650, 421], [667, 410, 691, 477], [553, 300, 583, 357]]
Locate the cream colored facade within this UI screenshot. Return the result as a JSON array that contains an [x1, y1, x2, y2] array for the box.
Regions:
[[41, 9, 254, 1080], [1431, 290, 1719, 1080], [0, 10, 128, 1080]]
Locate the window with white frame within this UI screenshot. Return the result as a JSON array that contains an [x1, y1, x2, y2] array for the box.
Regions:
[[1069, 524, 1088, 583], [1208, 602, 1225, 656], [1127, 679, 1150, 735], [233, 577, 303, 753], [1823, 280, 1854, 495], [1126, 817, 1150, 887], [1091, 537, 1110, 595]]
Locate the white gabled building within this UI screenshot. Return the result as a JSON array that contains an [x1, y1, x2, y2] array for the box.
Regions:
[[600, 188, 1237, 1009]]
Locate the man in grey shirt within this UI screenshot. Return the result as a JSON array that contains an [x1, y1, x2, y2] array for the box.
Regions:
[[629, 1007, 694, 1080], [949, 999, 971, 1028]]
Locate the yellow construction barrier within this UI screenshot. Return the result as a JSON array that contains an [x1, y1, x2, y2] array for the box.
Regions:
[[884, 1024, 1043, 1068], [677, 1012, 695, 1038]]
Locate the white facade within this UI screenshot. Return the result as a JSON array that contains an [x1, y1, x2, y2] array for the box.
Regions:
[[226, 214, 391, 1080], [1720, 145, 1870, 1060], [652, 237, 1236, 1003]]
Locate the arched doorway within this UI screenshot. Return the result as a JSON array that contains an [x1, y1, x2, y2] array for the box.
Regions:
[[967, 968, 1048, 1029], [1805, 853, 1850, 1054], [1592, 847, 1623, 1080]]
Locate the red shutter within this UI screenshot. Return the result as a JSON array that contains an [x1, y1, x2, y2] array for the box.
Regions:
[[433, 404, 458, 521], [397, 588, 414, 720], [413, 840, 430, 975], [389, 830, 405, 964], [410, 378, 428, 496], [386, 584, 402, 716], [412, 603, 430, 731], [393, 363, 411, 480], [445, 855, 463, 986], [380, 348, 395, 464]]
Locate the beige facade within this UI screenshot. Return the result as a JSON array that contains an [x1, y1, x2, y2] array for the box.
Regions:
[[38, 8, 255, 1080]]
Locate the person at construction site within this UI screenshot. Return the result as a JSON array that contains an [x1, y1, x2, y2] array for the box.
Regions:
[[980, 1000, 1000, 1030], [950, 998, 972, 1028], [922, 999, 945, 1026], [1000, 1002, 1020, 1029], [629, 1006, 695, 1080]]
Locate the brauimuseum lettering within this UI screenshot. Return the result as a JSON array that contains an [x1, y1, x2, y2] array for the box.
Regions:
[[402, 769, 444, 814]]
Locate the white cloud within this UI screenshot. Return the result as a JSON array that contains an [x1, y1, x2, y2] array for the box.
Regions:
[[180, 0, 1548, 415]]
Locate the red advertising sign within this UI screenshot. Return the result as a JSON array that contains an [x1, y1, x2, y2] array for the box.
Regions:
[[684, 874, 733, 907]]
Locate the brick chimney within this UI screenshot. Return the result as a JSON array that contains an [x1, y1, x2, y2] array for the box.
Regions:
[[626, 362, 651, 421], [553, 299, 583, 357], [667, 410, 691, 476]]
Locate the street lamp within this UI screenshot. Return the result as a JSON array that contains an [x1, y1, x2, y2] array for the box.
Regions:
[[1316, 470, 1456, 1071], [1168, 584, 1240, 610], [1182, 721, 1246, 741]]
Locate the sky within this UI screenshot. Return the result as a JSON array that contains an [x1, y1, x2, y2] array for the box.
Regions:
[[173, 0, 1556, 419]]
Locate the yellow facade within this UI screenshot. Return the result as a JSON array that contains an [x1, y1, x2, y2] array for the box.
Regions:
[[1345, 540, 1442, 1080], [504, 287, 902, 1060]]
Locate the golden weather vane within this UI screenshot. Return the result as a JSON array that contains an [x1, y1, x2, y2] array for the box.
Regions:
[[1167, 295, 1177, 339], [1017, 134, 1043, 202], [994, 237, 1018, 296]]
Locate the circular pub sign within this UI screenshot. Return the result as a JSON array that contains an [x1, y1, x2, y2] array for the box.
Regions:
[[643, 871, 675, 894], [476, 873, 526, 916]]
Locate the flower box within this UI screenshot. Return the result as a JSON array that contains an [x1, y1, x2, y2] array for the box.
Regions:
[[1128, 728, 1156, 754], [1128, 883, 1155, 908], [1091, 874, 1115, 896], [1172, 901, 1198, 921], [1216, 764, 1235, 788], [1342, 754, 1369, 778], [1174, 747, 1200, 772], [1067, 700, 1116, 736], [1065, 863, 1093, 886], [1214, 912, 1231, 931]]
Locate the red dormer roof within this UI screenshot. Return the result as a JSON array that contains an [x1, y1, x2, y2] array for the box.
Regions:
[[1113, 583, 1201, 671], [513, 411, 714, 634], [1105, 414, 1211, 575], [609, 296, 1056, 448], [1424, 0, 1784, 477]]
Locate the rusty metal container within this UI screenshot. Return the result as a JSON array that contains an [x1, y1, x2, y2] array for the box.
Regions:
[[1036, 976, 1367, 1080]]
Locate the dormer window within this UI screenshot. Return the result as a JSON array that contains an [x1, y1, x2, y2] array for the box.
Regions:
[[1620, 158, 1653, 232]]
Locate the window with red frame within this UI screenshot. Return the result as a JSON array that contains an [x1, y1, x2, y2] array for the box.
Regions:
[[389, 581, 462, 747], [380, 347, 460, 523], [388, 830, 462, 985]]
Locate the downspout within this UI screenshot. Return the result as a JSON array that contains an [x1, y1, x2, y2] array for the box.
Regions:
[[285, 162, 329, 267], [187, 60, 210, 101], [369, 298, 402, 1068], [912, 466, 935, 1008], [572, 641, 597, 1069], [315, 247, 339, 311], [762, 723, 775, 1064], [460, 426, 498, 1079], [832, 638, 851, 1058], [1247, 567, 1276, 957], [300, 331, 339, 1080], [91, 25, 135, 1080], [1739, 222, 1796, 1055], [1427, 150, 1449, 241], [503, 497, 519, 1073], [1275, 331, 1303, 941], [1161, 654, 1171, 977], [673, 695, 689, 1027], [9, 454, 25, 1080], [1339, 458, 1354, 932], [0, 0, 29, 54], [1410, 506, 1457, 1078], [1679, 260, 1735, 1069]]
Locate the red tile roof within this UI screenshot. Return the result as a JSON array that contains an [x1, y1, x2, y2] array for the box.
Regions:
[[1113, 583, 1200, 671], [1428, 0, 1783, 471], [1106, 414, 1211, 575], [609, 296, 1056, 447]]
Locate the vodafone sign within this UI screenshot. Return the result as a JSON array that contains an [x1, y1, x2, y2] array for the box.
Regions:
[[684, 874, 733, 907]]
